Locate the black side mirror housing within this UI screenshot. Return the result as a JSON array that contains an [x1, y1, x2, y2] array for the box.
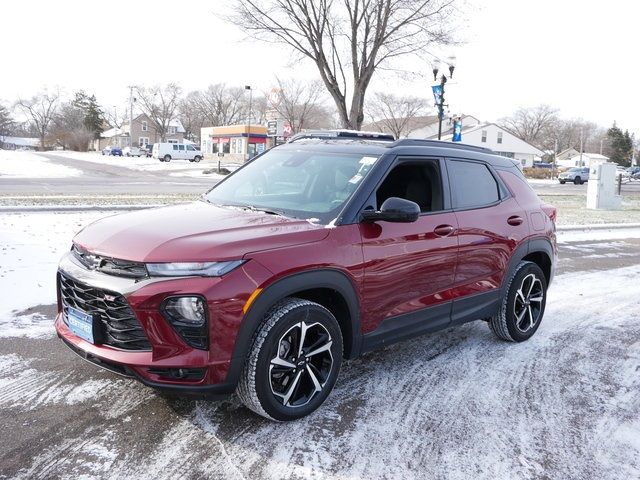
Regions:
[[361, 197, 420, 223]]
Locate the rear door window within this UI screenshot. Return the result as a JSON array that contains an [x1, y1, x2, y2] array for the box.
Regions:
[[448, 160, 500, 209]]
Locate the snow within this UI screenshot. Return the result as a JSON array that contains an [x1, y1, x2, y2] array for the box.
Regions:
[[45, 150, 227, 178], [0, 149, 81, 178], [557, 225, 640, 243], [0, 211, 119, 328], [1, 210, 639, 478]]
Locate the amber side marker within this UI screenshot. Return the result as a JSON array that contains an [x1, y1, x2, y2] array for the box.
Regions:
[[243, 288, 263, 313]]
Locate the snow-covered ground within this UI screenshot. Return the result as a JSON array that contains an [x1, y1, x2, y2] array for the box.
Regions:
[[46, 150, 231, 178], [0, 211, 119, 333], [0, 149, 81, 179], [0, 211, 639, 479]]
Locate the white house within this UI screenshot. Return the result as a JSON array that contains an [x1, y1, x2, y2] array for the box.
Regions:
[[407, 114, 481, 140], [557, 152, 609, 168], [429, 122, 544, 168]]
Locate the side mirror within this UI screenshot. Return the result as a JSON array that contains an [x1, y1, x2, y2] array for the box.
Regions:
[[361, 197, 420, 223]]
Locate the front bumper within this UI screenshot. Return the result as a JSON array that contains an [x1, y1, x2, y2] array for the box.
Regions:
[[55, 251, 273, 395]]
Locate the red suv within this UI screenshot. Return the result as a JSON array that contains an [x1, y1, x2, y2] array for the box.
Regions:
[[56, 131, 556, 421]]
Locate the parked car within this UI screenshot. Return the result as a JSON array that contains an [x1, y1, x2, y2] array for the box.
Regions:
[[123, 146, 143, 157], [140, 145, 153, 157], [152, 143, 202, 162], [101, 146, 123, 156], [532, 162, 553, 169], [616, 166, 631, 182], [558, 167, 589, 184], [56, 130, 556, 421]]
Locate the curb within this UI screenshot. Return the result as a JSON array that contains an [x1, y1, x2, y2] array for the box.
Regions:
[[0, 205, 159, 213], [556, 222, 640, 232]]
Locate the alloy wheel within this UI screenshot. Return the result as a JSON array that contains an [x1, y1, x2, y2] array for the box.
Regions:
[[513, 273, 544, 333], [269, 321, 333, 408]]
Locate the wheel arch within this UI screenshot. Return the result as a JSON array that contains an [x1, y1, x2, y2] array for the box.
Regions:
[[503, 237, 555, 290], [226, 269, 361, 387]]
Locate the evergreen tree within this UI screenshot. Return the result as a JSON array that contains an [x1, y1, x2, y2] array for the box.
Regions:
[[0, 104, 15, 139], [72, 91, 104, 139], [606, 122, 633, 166]]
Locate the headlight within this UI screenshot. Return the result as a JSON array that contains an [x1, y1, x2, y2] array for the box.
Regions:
[[146, 260, 244, 277]]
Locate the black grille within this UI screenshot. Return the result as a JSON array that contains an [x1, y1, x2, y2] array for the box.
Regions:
[[58, 271, 151, 351], [72, 244, 148, 279]]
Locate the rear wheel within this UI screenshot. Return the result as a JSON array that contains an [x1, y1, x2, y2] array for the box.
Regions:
[[489, 261, 547, 342], [163, 154, 171, 162], [237, 298, 343, 421]]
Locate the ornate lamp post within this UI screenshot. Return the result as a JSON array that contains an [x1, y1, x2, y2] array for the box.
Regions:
[[432, 56, 456, 140]]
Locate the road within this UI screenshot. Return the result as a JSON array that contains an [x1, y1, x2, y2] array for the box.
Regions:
[[0, 153, 217, 196], [1, 228, 639, 479]]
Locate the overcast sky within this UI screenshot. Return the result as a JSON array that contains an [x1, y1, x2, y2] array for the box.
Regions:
[[1, 0, 638, 137]]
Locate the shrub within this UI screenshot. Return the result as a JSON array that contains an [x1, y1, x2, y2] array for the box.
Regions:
[[523, 167, 555, 179]]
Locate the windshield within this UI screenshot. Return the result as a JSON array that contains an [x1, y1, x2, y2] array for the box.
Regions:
[[568, 168, 582, 172], [204, 149, 379, 224]]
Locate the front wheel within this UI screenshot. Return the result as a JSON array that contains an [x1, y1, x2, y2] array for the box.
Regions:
[[237, 298, 343, 421], [574, 177, 582, 185], [163, 154, 171, 162], [489, 261, 547, 342], [193, 155, 202, 163], [559, 180, 565, 184]]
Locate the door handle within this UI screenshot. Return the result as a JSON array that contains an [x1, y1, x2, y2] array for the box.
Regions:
[[507, 215, 524, 226], [434, 224, 455, 236]]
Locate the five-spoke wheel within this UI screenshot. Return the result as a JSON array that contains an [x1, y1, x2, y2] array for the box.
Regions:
[[237, 298, 342, 421], [490, 261, 548, 342]]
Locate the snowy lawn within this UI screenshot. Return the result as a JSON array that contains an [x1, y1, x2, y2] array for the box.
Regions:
[[540, 194, 640, 226], [45, 150, 229, 178], [0, 149, 81, 179], [0, 211, 119, 334]]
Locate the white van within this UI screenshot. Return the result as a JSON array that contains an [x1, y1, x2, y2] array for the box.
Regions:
[[152, 143, 203, 162]]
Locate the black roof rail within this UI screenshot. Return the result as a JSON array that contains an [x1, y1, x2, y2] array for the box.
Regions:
[[287, 129, 396, 143], [390, 138, 495, 154]]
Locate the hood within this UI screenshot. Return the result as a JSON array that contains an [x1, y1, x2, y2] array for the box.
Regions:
[[73, 202, 329, 262]]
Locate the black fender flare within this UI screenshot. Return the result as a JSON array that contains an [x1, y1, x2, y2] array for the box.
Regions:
[[224, 268, 361, 388], [503, 237, 555, 291]]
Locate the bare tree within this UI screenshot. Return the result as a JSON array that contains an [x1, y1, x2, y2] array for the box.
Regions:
[[190, 84, 247, 127], [367, 92, 428, 138], [47, 101, 94, 151], [15, 90, 60, 149], [135, 83, 182, 141], [230, 0, 457, 130], [179, 91, 208, 142], [0, 104, 15, 144], [498, 105, 559, 150], [269, 78, 330, 133]]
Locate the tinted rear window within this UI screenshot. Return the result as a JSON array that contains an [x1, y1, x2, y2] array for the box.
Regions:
[[448, 160, 500, 208]]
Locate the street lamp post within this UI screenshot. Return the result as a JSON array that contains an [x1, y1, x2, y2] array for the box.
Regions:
[[245, 85, 252, 161], [432, 56, 456, 140]]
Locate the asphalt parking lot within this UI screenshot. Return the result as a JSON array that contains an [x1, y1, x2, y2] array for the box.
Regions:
[[1, 230, 639, 479]]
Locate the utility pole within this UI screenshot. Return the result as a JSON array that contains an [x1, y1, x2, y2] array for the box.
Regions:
[[245, 85, 252, 161], [579, 129, 584, 167], [128, 86, 135, 147]]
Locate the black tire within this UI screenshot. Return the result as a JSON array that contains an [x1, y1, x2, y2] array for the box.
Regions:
[[237, 298, 343, 421], [193, 155, 202, 163], [489, 261, 547, 342], [559, 180, 565, 184], [163, 154, 171, 162], [574, 177, 582, 185]]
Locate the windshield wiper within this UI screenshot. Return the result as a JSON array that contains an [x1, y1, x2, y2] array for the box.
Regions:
[[243, 205, 287, 216], [211, 203, 288, 217]]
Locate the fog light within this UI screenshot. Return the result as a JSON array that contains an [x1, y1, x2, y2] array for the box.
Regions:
[[163, 297, 206, 326], [161, 296, 209, 350]]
